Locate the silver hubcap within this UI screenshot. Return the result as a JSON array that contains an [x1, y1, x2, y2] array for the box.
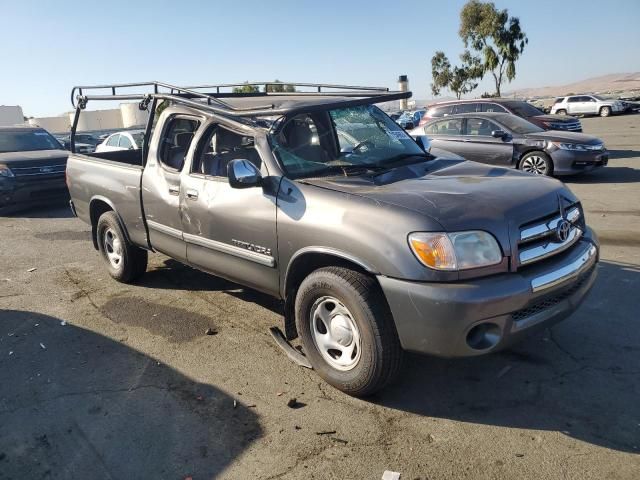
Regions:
[[521, 155, 548, 175], [309, 296, 361, 371], [104, 228, 123, 268]]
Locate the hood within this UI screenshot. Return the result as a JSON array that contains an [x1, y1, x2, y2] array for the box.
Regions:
[[300, 159, 576, 252], [524, 130, 602, 145], [531, 114, 578, 123], [0, 149, 69, 166]]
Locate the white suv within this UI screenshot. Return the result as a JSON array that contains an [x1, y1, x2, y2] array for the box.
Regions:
[[551, 95, 624, 117]]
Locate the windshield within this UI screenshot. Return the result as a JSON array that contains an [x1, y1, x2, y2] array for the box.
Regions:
[[497, 114, 545, 134], [505, 101, 544, 117], [0, 130, 62, 153], [272, 105, 427, 178]]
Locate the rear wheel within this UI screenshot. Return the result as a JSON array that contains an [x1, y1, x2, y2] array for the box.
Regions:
[[295, 267, 403, 397], [97, 211, 147, 283], [556, 109, 567, 115], [599, 106, 611, 117], [519, 151, 553, 176]]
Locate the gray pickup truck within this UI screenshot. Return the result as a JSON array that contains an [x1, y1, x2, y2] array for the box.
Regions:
[[66, 81, 599, 396]]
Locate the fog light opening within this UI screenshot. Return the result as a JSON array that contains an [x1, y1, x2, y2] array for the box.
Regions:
[[466, 322, 502, 351]]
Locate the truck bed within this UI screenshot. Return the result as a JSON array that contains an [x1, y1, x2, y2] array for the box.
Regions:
[[66, 152, 149, 249]]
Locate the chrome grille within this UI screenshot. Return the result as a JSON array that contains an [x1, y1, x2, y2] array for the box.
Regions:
[[518, 206, 582, 266], [10, 164, 66, 177]]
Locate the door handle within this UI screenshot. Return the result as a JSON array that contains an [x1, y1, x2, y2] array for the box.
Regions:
[[186, 189, 199, 200], [168, 186, 180, 196]]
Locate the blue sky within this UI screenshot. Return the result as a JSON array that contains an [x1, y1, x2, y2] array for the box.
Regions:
[[1, 0, 639, 117]]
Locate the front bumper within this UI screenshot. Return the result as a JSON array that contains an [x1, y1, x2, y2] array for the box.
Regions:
[[551, 149, 608, 175], [0, 176, 69, 214], [378, 228, 599, 357]]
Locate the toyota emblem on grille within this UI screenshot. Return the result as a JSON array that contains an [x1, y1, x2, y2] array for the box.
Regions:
[[39, 166, 53, 173], [556, 219, 571, 242]]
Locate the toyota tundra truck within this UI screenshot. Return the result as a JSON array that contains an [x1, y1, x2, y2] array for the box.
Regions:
[[66, 81, 599, 396]]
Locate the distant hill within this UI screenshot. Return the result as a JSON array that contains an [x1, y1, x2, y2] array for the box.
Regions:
[[504, 72, 640, 99]]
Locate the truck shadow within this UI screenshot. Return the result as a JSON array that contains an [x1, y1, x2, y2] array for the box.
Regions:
[[139, 258, 284, 316], [3, 202, 73, 219], [0, 310, 262, 479], [373, 260, 640, 454]]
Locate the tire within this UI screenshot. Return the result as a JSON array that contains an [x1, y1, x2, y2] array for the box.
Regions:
[[556, 109, 567, 115], [519, 151, 553, 176], [96, 211, 148, 283], [599, 106, 611, 117], [294, 266, 403, 396]]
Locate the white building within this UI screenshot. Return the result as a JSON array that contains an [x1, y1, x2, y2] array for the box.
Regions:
[[27, 103, 150, 133], [0, 105, 25, 127]]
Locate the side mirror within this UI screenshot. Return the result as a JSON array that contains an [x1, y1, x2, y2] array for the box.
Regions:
[[415, 135, 431, 152], [228, 158, 262, 189], [491, 130, 506, 139]]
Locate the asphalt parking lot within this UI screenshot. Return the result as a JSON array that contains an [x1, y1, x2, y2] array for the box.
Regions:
[[1, 114, 639, 480]]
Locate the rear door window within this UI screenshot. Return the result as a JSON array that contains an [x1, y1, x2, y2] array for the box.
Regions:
[[453, 103, 480, 114], [106, 134, 120, 146], [434, 118, 463, 135], [159, 117, 201, 171], [481, 103, 507, 113], [567, 97, 581, 103], [118, 135, 132, 149], [427, 105, 453, 117]]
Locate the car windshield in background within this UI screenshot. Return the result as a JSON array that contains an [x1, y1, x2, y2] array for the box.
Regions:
[[497, 115, 545, 134], [0, 130, 61, 153], [505, 101, 544, 117], [272, 105, 426, 178]]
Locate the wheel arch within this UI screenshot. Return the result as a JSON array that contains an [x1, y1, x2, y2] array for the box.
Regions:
[[281, 248, 379, 340], [89, 196, 131, 250]]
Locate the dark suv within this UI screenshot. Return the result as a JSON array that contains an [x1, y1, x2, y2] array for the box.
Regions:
[[420, 99, 582, 132]]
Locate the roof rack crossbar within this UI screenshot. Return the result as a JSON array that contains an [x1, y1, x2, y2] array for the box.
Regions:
[[70, 81, 410, 118]]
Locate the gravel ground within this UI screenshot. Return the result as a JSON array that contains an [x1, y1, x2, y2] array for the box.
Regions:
[[1, 114, 638, 480]]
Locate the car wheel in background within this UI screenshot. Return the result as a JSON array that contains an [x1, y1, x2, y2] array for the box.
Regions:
[[600, 106, 611, 117], [556, 109, 567, 115], [294, 266, 403, 397], [519, 151, 553, 176], [97, 211, 148, 283]]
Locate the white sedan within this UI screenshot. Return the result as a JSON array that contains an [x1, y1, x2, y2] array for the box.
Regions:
[[95, 130, 145, 153]]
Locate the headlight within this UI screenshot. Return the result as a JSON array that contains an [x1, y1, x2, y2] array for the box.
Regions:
[[0, 163, 15, 178], [550, 142, 603, 151], [408, 231, 502, 270]]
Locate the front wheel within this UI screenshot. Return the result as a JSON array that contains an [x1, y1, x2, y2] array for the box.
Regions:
[[97, 211, 148, 283], [519, 151, 553, 176], [599, 106, 611, 117], [295, 267, 403, 397]]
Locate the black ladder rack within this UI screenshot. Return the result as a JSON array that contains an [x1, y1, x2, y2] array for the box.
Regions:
[[70, 80, 411, 117]]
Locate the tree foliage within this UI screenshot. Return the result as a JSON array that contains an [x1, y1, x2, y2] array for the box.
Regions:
[[232, 82, 260, 93], [459, 0, 528, 97], [264, 80, 296, 93], [431, 50, 483, 99]]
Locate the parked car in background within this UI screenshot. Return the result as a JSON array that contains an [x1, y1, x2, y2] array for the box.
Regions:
[[396, 110, 426, 130], [59, 133, 101, 153], [410, 112, 607, 176], [0, 126, 69, 214], [550, 95, 625, 117], [95, 129, 145, 153], [420, 99, 582, 132]]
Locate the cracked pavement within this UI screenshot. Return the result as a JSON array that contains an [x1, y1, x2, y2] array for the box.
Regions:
[[1, 115, 639, 479]]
